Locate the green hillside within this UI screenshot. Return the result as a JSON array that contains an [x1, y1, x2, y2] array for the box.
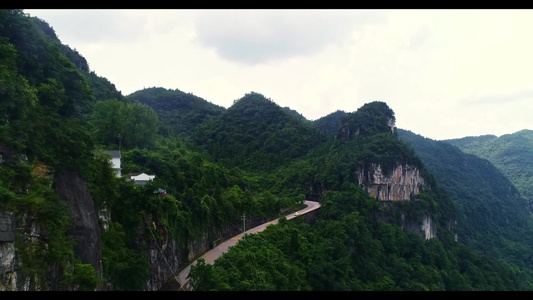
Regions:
[[312, 110, 347, 136], [127, 87, 226, 138], [1, 9, 532, 291], [187, 106, 530, 291], [398, 129, 533, 275], [194, 91, 329, 172], [444, 130, 533, 210]]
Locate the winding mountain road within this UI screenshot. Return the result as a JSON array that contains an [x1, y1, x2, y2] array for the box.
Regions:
[[167, 200, 320, 291]]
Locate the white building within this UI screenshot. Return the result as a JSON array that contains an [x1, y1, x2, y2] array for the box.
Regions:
[[104, 150, 121, 178], [125, 172, 156, 185]]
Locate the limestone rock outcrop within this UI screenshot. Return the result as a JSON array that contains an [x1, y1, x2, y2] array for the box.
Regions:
[[357, 163, 428, 201], [358, 163, 438, 240]]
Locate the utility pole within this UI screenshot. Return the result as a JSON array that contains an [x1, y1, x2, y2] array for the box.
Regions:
[[242, 213, 246, 234], [118, 134, 122, 152]]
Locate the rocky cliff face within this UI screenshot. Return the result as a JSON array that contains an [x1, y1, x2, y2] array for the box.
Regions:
[[0, 167, 273, 291], [403, 214, 437, 240], [377, 203, 438, 241], [420, 216, 437, 240], [54, 171, 103, 281], [146, 215, 272, 291], [0, 211, 55, 290], [357, 163, 439, 240], [357, 163, 428, 201], [0, 211, 17, 291], [0, 169, 105, 290], [134, 213, 184, 291]]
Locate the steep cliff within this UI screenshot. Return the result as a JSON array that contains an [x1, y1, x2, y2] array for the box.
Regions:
[[143, 213, 276, 291], [53, 171, 103, 281], [0, 211, 17, 291], [354, 162, 438, 240], [135, 213, 183, 291], [0, 211, 61, 290], [357, 163, 428, 201], [313, 101, 444, 241]]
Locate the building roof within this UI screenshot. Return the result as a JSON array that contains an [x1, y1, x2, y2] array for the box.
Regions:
[[105, 150, 121, 158], [124, 172, 143, 178], [124, 172, 156, 185]]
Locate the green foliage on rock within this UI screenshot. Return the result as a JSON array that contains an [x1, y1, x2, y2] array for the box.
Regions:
[[60, 263, 99, 291], [337, 101, 396, 141]]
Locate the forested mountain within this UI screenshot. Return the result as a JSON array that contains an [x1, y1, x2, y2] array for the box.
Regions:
[[1, 9, 532, 291], [193, 92, 329, 172], [444, 130, 533, 211], [190, 185, 524, 291], [127, 87, 225, 138], [312, 110, 347, 136], [187, 103, 530, 291], [281, 106, 309, 122], [397, 129, 533, 281]]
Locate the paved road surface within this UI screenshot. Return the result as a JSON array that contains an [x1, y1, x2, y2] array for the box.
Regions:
[[169, 200, 320, 291]]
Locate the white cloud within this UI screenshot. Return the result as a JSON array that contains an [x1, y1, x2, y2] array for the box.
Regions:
[[23, 9, 533, 141], [192, 9, 384, 65]]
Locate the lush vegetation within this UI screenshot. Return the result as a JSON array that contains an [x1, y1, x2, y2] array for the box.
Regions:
[[0, 10, 304, 290], [336, 101, 397, 141], [190, 183, 527, 291], [194, 91, 329, 172], [1, 9, 532, 291], [1, 9, 98, 289], [313, 110, 347, 136], [89, 98, 160, 150], [444, 130, 533, 211], [127, 87, 225, 138], [398, 129, 533, 284]]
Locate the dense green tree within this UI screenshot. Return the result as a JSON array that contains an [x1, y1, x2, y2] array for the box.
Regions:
[[127, 87, 225, 138], [89, 99, 159, 150], [445, 130, 533, 211], [311, 110, 345, 135], [101, 222, 150, 290], [190, 183, 530, 291], [0, 36, 37, 153], [194, 91, 328, 171], [398, 129, 533, 288], [337, 101, 396, 141]]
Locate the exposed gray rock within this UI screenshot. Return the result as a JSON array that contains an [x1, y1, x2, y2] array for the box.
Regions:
[[401, 214, 437, 240], [136, 213, 184, 291], [357, 163, 441, 240], [0, 210, 17, 291], [0, 239, 17, 291], [357, 163, 428, 201], [53, 171, 102, 281], [0, 211, 15, 242]]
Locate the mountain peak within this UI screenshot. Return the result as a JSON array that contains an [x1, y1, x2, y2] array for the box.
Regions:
[[337, 101, 396, 141]]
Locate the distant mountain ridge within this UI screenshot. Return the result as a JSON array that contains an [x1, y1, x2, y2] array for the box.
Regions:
[[127, 87, 226, 137], [444, 129, 533, 211], [398, 129, 533, 271]]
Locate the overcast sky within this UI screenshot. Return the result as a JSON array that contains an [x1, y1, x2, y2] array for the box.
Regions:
[[24, 9, 532, 141]]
